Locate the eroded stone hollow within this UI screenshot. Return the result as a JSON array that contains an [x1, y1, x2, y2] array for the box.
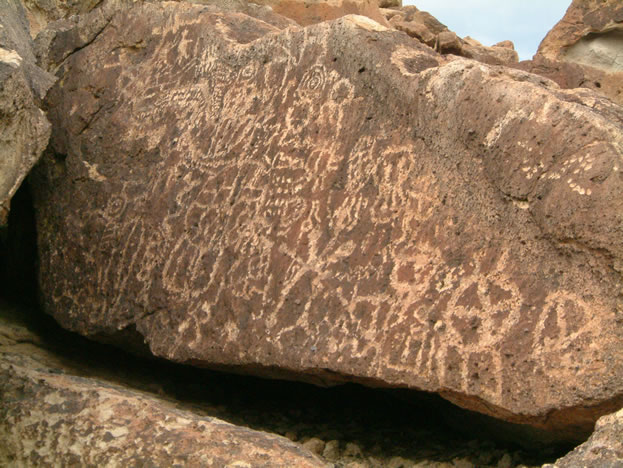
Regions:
[[562, 29, 623, 72]]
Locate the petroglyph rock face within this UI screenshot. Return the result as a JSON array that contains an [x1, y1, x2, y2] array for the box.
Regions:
[[530, 0, 623, 105], [33, 1, 623, 441]]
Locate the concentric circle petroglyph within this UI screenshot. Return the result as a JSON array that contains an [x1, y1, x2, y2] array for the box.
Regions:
[[300, 64, 328, 92]]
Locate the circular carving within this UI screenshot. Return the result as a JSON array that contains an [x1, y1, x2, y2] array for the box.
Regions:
[[300, 64, 327, 92]]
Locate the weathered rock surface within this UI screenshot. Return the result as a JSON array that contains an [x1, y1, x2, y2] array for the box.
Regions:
[[384, 6, 518, 65], [32, 0, 623, 443], [461, 36, 518, 66], [544, 408, 623, 468], [0, 303, 327, 467], [248, 0, 388, 27], [519, 0, 623, 106], [0, 0, 54, 226], [22, 0, 102, 38], [537, 0, 623, 64]]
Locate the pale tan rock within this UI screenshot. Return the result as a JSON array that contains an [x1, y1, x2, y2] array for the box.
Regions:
[[380, 7, 402, 22], [436, 30, 462, 54], [388, 8, 516, 65], [344, 441, 364, 458], [303, 437, 327, 455], [493, 40, 514, 50], [323, 440, 342, 461], [393, 19, 436, 47], [462, 36, 519, 65]]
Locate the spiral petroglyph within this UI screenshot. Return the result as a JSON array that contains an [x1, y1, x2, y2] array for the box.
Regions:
[[299, 64, 329, 97]]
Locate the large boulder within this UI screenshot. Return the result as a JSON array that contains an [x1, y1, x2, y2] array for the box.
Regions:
[[32, 1, 623, 443], [519, 0, 623, 106], [0, 303, 327, 467], [0, 0, 54, 226], [384, 6, 518, 65]]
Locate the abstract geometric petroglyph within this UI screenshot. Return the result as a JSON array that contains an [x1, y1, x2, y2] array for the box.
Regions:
[[33, 1, 623, 438]]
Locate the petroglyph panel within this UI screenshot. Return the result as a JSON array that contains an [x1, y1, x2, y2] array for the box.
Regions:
[[34, 2, 623, 435]]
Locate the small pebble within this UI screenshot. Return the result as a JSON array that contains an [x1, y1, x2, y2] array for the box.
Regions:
[[323, 440, 341, 461], [344, 442, 364, 458], [302, 437, 325, 456], [498, 453, 513, 468]]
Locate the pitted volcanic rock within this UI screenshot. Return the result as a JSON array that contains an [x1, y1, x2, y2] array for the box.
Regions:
[[32, 1, 623, 442]]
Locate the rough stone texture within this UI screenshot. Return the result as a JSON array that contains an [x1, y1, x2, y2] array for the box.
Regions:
[[461, 36, 518, 66], [537, 0, 623, 64], [385, 6, 518, 65], [33, 0, 298, 76], [544, 408, 623, 468], [0, 0, 55, 226], [247, 0, 389, 27], [0, 303, 327, 467], [521, 0, 623, 106], [32, 1, 623, 443], [436, 31, 461, 55], [22, 0, 103, 38], [377, 0, 400, 9]]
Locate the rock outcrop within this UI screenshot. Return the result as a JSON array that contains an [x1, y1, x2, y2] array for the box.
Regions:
[[545, 408, 623, 468], [518, 0, 623, 106], [0, 302, 327, 467], [30, 0, 623, 444], [247, 0, 388, 27], [0, 0, 54, 226], [382, 6, 518, 66]]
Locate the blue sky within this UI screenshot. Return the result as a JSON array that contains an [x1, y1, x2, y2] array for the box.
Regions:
[[403, 1, 571, 61]]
